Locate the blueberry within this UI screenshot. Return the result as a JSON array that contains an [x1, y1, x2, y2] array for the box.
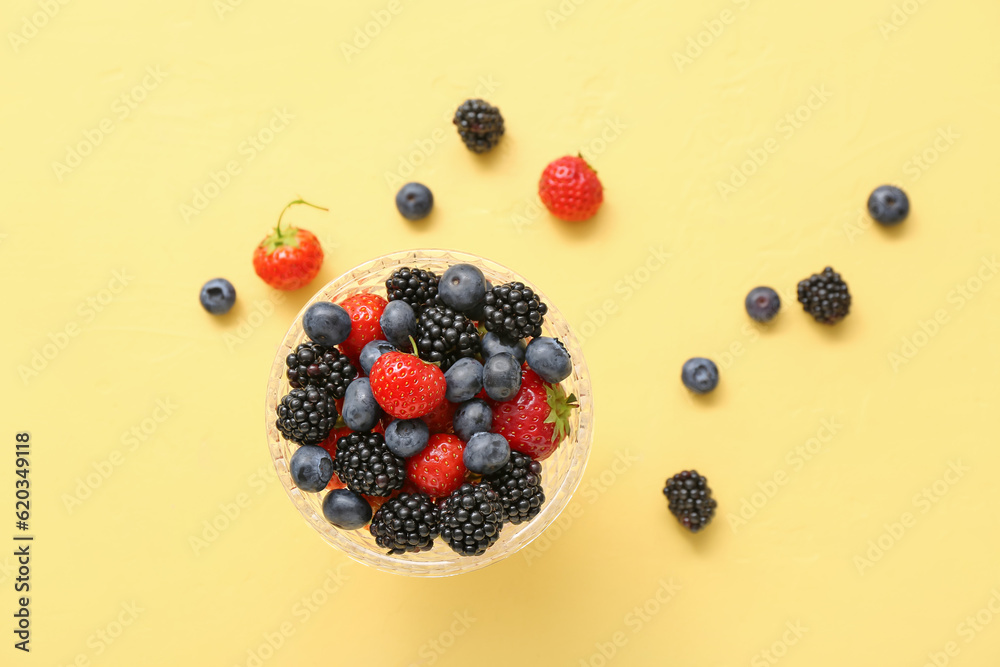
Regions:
[[463, 432, 511, 475], [681, 357, 719, 394], [289, 445, 334, 493], [483, 352, 521, 402], [395, 182, 434, 221], [359, 340, 396, 375], [342, 377, 382, 431], [481, 331, 526, 364], [453, 399, 492, 442], [444, 357, 483, 403], [303, 301, 352, 346], [322, 488, 372, 530], [199, 278, 236, 315], [379, 300, 417, 349], [384, 418, 430, 458], [525, 337, 572, 383], [867, 185, 910, 226], [744, 286, 781, 323], [439, 264, 487, 313], [467, 279, 493, 321]]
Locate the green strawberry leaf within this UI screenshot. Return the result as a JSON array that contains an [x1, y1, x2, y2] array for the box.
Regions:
[[544, 382, 578, 445]]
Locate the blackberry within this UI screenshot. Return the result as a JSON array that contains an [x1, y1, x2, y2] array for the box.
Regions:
[[285, 341, 358, 400], [797, 267, 852, 324], [369, 492, 440, 554], [453, 99, 505, 154], [485, 452, 544, 524], [333, 431, 406, 497], [482, 282, 547, 342], [385, 267, 439, 311], [438, 483, 504, 557], [275, 387, 337, 446], [415, 303, 480, 371], [663, 470, 717, 533]]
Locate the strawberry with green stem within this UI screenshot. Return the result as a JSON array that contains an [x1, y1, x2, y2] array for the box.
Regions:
[[253, 199, 327, 291], [490, 367, 577, 461]]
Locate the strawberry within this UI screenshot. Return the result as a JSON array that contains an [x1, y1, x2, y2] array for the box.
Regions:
[[253, 199, 327, 290], [369, 351, 446, 419], [421, 398, 456, 434], [407, 433, 466, 497], [338, 293, 387, 362], [538, 155, 603, 222], [490, 367, 577, 461]]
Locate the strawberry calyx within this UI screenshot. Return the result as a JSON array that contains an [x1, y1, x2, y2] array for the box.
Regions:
[[544, 382, 578, 444], [260, 199, 328, 254], [575, 153, 597, 176]]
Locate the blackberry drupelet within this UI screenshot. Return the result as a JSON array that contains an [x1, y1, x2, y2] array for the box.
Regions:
[[386, 267, 440, 311], [275, 387, 337, 446], [369, 492, 440, 554], [453, 99, 505, 154], [333, 431, 406, 497], [438, 483, 504, 557], [285, 341, 358, 400], [797, 267, 852, 324], [482, 282, 547, 342], [485, 451, 544, 524], [415, 303, 481, 371], [663, 470, 717, 533]]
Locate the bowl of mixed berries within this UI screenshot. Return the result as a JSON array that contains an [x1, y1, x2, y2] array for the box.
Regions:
[[264, 250, 593, 576]]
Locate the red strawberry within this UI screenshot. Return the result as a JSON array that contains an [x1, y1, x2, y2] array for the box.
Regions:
[[407, 433, 466, 497], [369, 351, 446, 419], [338, 293, 387, 362], [253, 199, 327, 290], [421, 399, 456, 434], [538, 155, 603, 222], [490, 367, 577, 461]]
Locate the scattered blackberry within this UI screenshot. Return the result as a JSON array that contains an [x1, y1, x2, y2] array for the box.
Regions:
[[275, 387, 337, 446], [333, 431, 406, 497], [797, 267, 852, 324], [415, 303, 481, 371], [285, 341, 358, 400], [369, 492, 440, 554], [663, 470, 717, 533], [438, 483, 504, 557], [482, 282, 547, 341], [453, 99, 505, 154], [485, 452, 544, 524], [385, 267, 439, 311]]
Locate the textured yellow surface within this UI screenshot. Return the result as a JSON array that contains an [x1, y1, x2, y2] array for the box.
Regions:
[[3, 0, 1000, 665]]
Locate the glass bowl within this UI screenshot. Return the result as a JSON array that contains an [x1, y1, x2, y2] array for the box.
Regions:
[[264, 249, 594, 577]]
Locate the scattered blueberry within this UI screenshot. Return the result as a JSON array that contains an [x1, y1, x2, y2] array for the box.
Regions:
[[289, 445, 334, 493], [199, 278, 236, 315], [481, 331, 526, 364], [463, 432, 511, 475], [384, 418, 430, 458], [439, 263, 488, 313], [303, 301, 352, 346], [444, 357, 483, 403], [867, 185, 910, 226], [359, 340, 396, 376], [525, 337, 572, 383], [744, 286, 781, 323], [379, 300, 417, 349], [483, 352, 521, 402], [395, 182, 434, 221], [453, 399, 492, 442], [322, 488, 373, 530], [681, 358, 719, 394], [342, 377, 382, 431]]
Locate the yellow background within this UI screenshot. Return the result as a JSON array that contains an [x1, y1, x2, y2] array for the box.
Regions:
[[3, 0, 1000, 665]]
